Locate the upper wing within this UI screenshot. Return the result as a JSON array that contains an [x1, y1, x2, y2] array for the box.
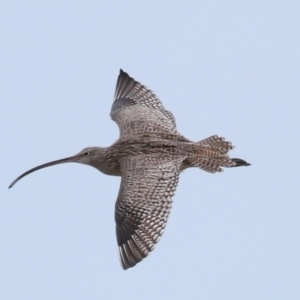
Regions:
[[110, 70, 178, 138], [115, 154, 184, 269]]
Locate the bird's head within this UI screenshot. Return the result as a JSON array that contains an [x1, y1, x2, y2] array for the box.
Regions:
[[9, 147, 105, 188]]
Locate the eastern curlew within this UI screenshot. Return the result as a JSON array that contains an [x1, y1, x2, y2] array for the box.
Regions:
[[9, 70, 250, 270]]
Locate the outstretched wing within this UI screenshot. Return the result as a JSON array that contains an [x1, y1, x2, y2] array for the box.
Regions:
[[115, 154, 184, 269], [110, 70, 178, 138]]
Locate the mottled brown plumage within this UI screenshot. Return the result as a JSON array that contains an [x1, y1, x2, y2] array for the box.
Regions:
[[9, 70, 250, 270]]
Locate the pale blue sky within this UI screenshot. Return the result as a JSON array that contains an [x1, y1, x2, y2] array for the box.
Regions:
[[1, 1, 299, 299]]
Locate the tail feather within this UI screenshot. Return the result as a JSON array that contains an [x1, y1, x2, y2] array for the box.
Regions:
[[230, 158, 251, 167], [196, 135, 234, 154], [187, 135, 245, 173]]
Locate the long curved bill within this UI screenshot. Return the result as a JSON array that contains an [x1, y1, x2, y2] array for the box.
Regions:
[[9, 156, 76, 188]]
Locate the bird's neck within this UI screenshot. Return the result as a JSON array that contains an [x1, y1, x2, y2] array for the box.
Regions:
[[88, 147, 121, 176]]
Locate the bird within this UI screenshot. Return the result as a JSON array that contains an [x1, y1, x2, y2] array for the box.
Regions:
[[9, 69, 250, 270]]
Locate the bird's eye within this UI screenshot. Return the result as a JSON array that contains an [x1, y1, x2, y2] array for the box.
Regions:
[[84, 151, 89, 156]]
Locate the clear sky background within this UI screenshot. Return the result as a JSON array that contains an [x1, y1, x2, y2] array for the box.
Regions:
[[1, 1, 299, 299]]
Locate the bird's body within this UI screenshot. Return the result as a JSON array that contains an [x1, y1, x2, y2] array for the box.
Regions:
[[81, 136, 237, 175], [9, 70, 250, 270]]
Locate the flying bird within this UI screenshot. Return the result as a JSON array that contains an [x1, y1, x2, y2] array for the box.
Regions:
[[9, 70, 250, 269]]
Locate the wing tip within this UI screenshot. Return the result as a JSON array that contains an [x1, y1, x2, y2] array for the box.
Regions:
[[119, 69, 128, 77], [118, 237, 151, 270], [117, 69, 131, 85], [119, 245, 141, 270]]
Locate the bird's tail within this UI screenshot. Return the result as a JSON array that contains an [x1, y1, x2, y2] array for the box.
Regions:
[[187, 135, 250, 173]]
